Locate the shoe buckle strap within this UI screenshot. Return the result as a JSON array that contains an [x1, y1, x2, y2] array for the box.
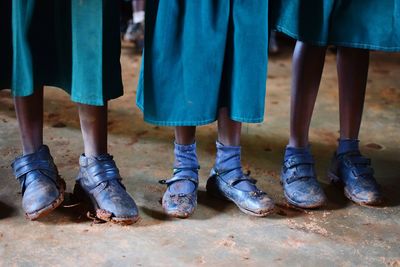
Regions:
[[213, 168, 257, 186], [82, 172, 122, 190], [351, 166, 374, 177], [86, 160, 120, 178], [285, 165, 316, 184], [173, 166, 200, 176], [284, 154, 314, 169], [159, 176, 198, 186], [347, 157, 371, 166], [12, 160, 57, 181]]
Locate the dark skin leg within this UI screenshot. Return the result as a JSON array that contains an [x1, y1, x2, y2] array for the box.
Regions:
[[14, 88, 44, 155], [174, 108, 242, 146], [175, 126, 196, 145], [288, 41, 327, 148], [132, 0, 145, 13], [217, 107, 241, 146], [77, 103, 108, 157], [336, 47, 369, 140], [14, 89, 108, 158]]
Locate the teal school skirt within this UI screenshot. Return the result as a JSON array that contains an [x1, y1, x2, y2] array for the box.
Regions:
[[271, 0, 400, 51], [0, 1, 12, 90], [137, 0, 269, 126], [1, 0, 123, 106]]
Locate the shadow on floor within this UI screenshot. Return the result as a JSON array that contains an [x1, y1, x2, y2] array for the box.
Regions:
[[0, 201, 17, 219]]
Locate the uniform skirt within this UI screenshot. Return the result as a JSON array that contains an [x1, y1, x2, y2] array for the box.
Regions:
[[137, 0, 269, 126], [271, 0, 400, 51], [0, 1, 12, 90], [0, 0, 123, 106]]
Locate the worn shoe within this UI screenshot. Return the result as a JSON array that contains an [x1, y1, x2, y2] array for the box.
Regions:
[[12, 145, 65, 220], [281, 154, 326, 208], [159, 175, 198, 219], [206, 168, 275, 217], [328, 152, 382, 205], [74, 154, 139, 225]]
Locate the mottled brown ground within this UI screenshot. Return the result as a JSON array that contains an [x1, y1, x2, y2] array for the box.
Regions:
[[0, 41, 399, 266]]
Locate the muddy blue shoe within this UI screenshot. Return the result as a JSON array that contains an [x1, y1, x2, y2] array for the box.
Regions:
[[281, 154, 326, 208], [11, 145, 65, 220], [74, 154, 139, 225], [159, 175, 198, 219], [328, 152, 382, 205], [206, 168, 275, 217]]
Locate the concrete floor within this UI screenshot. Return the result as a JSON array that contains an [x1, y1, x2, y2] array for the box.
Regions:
[[0, 43, 399, 267]]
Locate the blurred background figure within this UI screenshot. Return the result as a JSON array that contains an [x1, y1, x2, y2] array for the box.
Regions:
[[120, 0, 145, 51], [269, 31, 280, 54]]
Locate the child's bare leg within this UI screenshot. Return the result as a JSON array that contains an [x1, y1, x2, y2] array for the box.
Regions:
[[77, 103, 108, 157], [14, 88, 44, 155], [289, 42, 326, 148], [175, 126, 196, 145], [12, 88, 65, 220], [281, 41, 327, 209], [75, 102, 139, 224], [329, 47, 381, 205], [337, 47, 369, 142], [217, 108, 241, 146]]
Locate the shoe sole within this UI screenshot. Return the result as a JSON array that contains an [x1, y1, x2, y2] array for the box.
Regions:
[[328, 171, 383, 206], [73, 183, 140, 225], [206, 180, 275, 217], [163, 209, 192, 219], [26, 177, 66, 220]]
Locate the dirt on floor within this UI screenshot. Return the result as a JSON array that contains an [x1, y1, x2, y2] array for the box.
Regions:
[[0, 41, 399, 266]]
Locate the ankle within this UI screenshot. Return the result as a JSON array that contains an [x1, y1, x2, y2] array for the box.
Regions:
[[284, 145, 311, 159], [214, 141, 242, 179], [174, 142, 199, 178], [337, 139, 360, 155], [22, 143, 43, 155]]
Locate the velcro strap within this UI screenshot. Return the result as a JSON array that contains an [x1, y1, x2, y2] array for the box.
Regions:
[[348, 156, 371, 166], [159, 176, 198, 186], [351, 166, 374, 177], [226, 176, 257, 186], [82, 160, 121, 187], [86, 160, 119, 178], [12, 159, 56, 180], [212, 168, 256, 186], [285, 165, 316, 184], [284, 154, 314, 169]]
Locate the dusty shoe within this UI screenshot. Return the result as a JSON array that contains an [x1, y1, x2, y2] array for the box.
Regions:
[[281, 154, 326, 208], [159, 176, 198, 219], [328, 152, 382, 205], [12, 145, 65, 220], [74, 154, 139, 225], [207, 168, 275, 217]]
